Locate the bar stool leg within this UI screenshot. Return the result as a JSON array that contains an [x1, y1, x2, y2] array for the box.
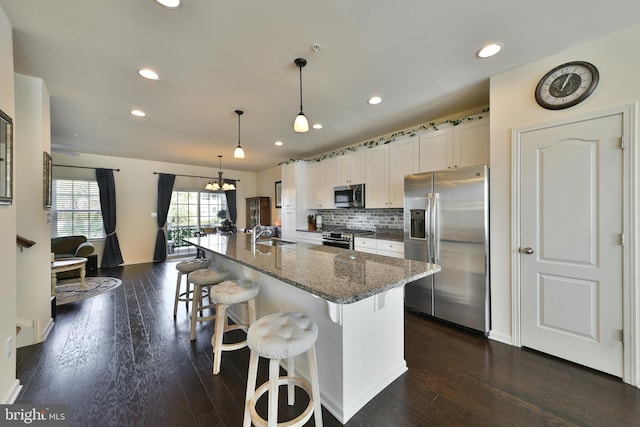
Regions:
[[212, 304, 227, 375], [190, 284, 201, 341], [173, 271, 184, 317], [308, 345, 323, 427], [287, 357, 295, 406], [268, 358, 280, 427], [243, 351, 259, 427]]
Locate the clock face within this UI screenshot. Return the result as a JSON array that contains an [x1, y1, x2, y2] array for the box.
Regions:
[[535, 61, 599, 110]]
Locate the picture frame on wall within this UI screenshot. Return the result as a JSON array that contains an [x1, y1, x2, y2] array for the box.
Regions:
[[275, 180, 282, 208], [43, 151, 52, 208]]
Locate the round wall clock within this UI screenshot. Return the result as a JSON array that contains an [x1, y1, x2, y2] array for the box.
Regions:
[[535, 61, 599, 110]]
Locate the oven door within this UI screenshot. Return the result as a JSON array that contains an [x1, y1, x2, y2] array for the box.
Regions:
[[322, 237, 352, 250]]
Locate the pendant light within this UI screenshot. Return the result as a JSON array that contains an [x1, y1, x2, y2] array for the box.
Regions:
[[205, 155, 236, 191], [293, 58, 309, 133], [233, 109, 245, 159]]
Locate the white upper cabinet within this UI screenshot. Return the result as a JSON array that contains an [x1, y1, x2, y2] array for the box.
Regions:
[[366, 136, 419, 208], [419, 116, 489, 172], [320, 157, 336, 207], [365, 145, 389, 208], [452, 116, 490, 168], [336, 150, 366, 185], [389, 136, 419, 207], [281, 162, 297, 209], [306, 157, 336, 209], [418, 127, 453, 172]]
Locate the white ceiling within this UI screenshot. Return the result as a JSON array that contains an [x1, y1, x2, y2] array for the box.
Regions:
[[2, 0, 640, 172]]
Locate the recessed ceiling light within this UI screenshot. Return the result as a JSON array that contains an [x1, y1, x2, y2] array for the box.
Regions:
[[368, 96, 382, 105], [274, 141, 283, 146], [477, 43, 503, 58], [130, 109, 146, 117], [138, 68, 159, 80], [312, 123, 323, 130], [155, 0, 182, 9]]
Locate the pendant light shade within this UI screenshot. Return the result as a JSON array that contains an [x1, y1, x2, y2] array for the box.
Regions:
[[205, 155, 236, 191], [294, 58, 309, 133], [233, 109, 245, 159]]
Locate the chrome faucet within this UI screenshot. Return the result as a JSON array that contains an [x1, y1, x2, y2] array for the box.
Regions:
[[251, 224, 272, 247]]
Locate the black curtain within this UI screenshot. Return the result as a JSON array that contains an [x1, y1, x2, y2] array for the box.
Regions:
[[225, 180, 237, 225], [153, 173, 176, 262], [96, 168, 124, 268]]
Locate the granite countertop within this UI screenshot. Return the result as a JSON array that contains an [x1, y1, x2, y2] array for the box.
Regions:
[[186, 234, 439, 304]]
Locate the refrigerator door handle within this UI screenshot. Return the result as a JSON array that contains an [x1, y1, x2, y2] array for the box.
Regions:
[[425, 193, 432, 262], [431, 193, 439, 263]]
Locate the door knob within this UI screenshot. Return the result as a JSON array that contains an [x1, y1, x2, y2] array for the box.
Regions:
[[520, 247, 534, 254]]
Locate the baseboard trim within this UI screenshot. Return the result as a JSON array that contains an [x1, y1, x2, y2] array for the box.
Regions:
[[3, 380, 22, 404], [41, 318, 55, 342], [489, 330, 513, 346]]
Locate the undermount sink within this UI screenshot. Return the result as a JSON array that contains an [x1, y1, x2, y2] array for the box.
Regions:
[[255, 238, 296, 247]]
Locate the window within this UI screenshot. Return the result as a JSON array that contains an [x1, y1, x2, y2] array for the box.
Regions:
[[51, 179, 105, 239], [166, 190, 228, 255]]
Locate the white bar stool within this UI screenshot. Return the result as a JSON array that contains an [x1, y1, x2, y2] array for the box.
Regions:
[[243, 312, 323, 427], [173, 258, 211, 317], [209, 279, 260, 375], [188, 267, 229, 340]]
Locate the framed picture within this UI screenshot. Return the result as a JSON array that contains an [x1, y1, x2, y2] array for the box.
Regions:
[[0, 109, 13, 205], [43, 151, 52, 208], [274, 180, 282, 208]]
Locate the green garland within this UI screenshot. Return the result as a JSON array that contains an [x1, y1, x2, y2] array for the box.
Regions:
[[281, 107, 489, 165]]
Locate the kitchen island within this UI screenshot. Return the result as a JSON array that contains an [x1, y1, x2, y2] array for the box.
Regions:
[[186, 233, 439, 423]]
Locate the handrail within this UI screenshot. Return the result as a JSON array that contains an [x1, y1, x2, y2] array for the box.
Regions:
[[16, 235, 36, 252]]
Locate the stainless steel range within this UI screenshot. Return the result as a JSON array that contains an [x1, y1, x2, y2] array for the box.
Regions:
[[321, 229, 374, 250]]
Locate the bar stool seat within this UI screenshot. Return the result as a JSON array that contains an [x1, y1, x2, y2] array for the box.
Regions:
[[210, 279, 260, 374], [244, 312, 323, 427], [188, 267, 229, 340], [173, 258, 211, 317]]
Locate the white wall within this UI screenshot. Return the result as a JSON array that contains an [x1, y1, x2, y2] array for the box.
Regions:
[[51, 153, 258, 265], [0, 5, 19, 404], [15, 74, 53, 348], [256, 165, 281, 225], [489, 24, 640, 349]]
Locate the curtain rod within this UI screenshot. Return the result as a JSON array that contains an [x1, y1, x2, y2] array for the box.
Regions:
[[53, 164, 120, 171], [153, 172, 240, 182]]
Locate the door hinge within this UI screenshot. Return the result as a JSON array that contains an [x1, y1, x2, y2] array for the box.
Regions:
[[620, 233, 625, 246], [620, 136, 625, 150], [617, 329, 624, 343]]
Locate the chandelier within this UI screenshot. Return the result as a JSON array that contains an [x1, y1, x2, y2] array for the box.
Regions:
[[205, 155, 236, 191]]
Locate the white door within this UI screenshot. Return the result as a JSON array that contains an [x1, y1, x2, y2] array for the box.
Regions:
[[520, 113, 624, 376]]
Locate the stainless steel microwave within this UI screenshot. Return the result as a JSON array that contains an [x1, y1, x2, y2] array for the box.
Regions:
[[334, 184, 365, 208]]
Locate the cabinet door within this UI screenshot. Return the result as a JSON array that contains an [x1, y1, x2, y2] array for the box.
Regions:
[[319, 157, 336, 208], [306, 161, 321, 209], [281, 209, 296, 241], [453, 117, 490, 168], [419, 128, 453, 172], [365, 145, 389, 208], [389, 136, 419, 207], [281, 163, 296, 209], [336, 151, 366, 185]]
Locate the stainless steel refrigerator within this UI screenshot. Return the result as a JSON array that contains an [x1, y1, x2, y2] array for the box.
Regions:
[[404, 165, 490, 334]]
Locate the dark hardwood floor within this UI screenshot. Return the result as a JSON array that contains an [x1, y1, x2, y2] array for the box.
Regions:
[[15, 260, 640, 426]]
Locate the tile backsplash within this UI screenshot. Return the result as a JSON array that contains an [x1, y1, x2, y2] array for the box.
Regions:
[[315, 208, 403, 231]]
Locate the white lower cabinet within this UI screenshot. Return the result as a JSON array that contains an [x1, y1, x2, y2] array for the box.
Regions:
[[354, 237, 378, 254], [295, 231, 323, 245], [354, 237, 404, 258]]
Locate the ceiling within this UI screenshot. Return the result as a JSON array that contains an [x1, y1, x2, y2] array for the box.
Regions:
[[2, 1, 640, 172]]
